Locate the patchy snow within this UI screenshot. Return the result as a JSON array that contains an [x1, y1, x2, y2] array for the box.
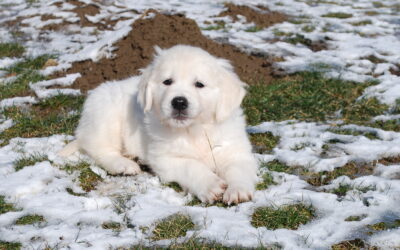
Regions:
[[0, 0, 400, 249], [0, 96, 37, 109], [30, 73, 82, 99]]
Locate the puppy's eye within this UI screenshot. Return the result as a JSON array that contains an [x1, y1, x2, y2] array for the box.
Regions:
[[163, 79, 173, 86], [195, 81, 205, 88]]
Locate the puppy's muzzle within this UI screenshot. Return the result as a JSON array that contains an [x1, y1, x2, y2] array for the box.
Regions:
[[171, 96, 188, 111]]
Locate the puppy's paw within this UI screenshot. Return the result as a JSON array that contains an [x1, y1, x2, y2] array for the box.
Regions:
[[108, 158, 141, 175], [223, 185, 254, 205], [196, 177, 227, 204]]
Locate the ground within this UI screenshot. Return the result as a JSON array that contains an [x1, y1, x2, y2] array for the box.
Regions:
[[0, 0, 400, 249]]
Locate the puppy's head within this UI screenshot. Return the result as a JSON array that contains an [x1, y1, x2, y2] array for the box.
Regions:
[[138, 45, 246, 128]]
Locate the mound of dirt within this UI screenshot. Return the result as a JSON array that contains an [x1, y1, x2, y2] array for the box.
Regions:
[[218, 3, 287, 28], [58, 12, 279, 92]]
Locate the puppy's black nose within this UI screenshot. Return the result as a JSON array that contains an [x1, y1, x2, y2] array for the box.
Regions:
[[171, 96, 188, 111]]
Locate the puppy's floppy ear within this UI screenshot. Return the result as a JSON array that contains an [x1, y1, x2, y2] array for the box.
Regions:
[[137, 47, 164, 112], [215, 59, 247, 122], [137, 65, 153, 112]]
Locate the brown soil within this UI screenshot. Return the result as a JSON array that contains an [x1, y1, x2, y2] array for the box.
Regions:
[[218, 3, 287, 28], [56, 12, 279, 92], [377, 155, 400, 165], [389, 65, 400, 76]]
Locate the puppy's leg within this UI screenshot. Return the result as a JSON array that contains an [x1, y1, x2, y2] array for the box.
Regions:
[[151, 157, 227, 203], [218, 156, 258, 204], [82, 145, 141, 175]]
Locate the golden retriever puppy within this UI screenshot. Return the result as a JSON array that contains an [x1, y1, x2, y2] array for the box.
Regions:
[[60, 45, 258, 204]]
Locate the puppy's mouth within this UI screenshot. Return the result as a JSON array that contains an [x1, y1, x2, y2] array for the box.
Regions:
[[172, 111, 189, 121]]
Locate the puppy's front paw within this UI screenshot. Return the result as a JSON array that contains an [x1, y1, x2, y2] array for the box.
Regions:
[[196, 177, 227, 204], [109, 158, 141, 175], [223, 184, 254, 205]]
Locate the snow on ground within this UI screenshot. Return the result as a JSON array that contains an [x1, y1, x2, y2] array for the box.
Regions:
[[0, 0, 399, 249]]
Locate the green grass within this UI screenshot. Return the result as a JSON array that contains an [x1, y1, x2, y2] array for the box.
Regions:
[[251, 204, 315, 230], [152, 213, 195, 240], [66, 187, 86, 197], [14, 153, 48, 171], [367, 220, 400, 231], [0, 71, 45, 100], [304, 162, 374, 186], [345, 214, 367, 222], [202, 21, 226, 31], [0, 196, 16, 214], [0, 54, 54, 101], [329, 128, 379, 140], [261, 160, 291, 173], [0, 241, 21, 250], [4, 55, 52, 75], [256, 172, 275, 190], [79, 168, 102, 192], [0, 95, 85, 146], [0, 43, 25, 58], [15, 214, 44, 225], [284, 34, 312, 47], [302, 25, 316, 32], [365, 11, 379, 16], [330, 183, 352, 197], [249, 132, 280, 154], [331, 239, 376, 250], [245, 26, 263, 32], [165, 182, 184, 192], [350, 20, 372, 26], [372, 1, 385, 8], [328, 183, 375, 197], [60, 161, 102, 192], [102, 221, 122, 232], [322, 12, 353, 19], [243, 72, 387, 125]]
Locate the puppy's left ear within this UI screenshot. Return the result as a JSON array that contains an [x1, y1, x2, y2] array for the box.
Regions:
[[137, 47, 164, 112], [215, 59, 247, 122], [137, 65, 153, 112]]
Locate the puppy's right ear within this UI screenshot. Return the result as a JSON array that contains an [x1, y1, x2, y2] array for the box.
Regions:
[[137, 65, 153, 112]]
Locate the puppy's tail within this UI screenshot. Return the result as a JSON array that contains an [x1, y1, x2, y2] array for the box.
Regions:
[[58, 140, 79, 157]]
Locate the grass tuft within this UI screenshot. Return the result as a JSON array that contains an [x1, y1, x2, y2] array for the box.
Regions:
[[102, 221, 122, 232], [0, 95, 85, 146], [304, 162, 374, 186], [185, 196, 227, 207], [79, 168, 102, 192], [329, 128, 379, 140], [284, 34, 312, 47], [14, 153, 48, 171], [165, 182, 184, 193], [5, 55, 53, 75], [0, 196, 16, 214], [345, 214, 367, 222], [367, 220, 400, 231], [331, 239, 377, 250], [60, 161, 102, 192], [351, 20, 372, 26], [243, 72, 386, 125], [0, 71, 45, 100], [251, 204, 315, 230], [256, 172, 275, 190], [249, 132, 280, 154], [322, 12, 353, 19], [152, 213, 195, 240], [0, 43, 25, 58], [0, 241, 21, 250], [261, 160, 291, 173], [245, 26, 263, 32], [15, 214, 44, 225]]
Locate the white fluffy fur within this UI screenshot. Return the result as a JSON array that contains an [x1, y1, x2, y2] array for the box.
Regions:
[[60, 45, 258, 204]]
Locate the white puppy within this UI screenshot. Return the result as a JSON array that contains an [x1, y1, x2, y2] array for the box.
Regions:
[[60, 45, 258, 204]]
